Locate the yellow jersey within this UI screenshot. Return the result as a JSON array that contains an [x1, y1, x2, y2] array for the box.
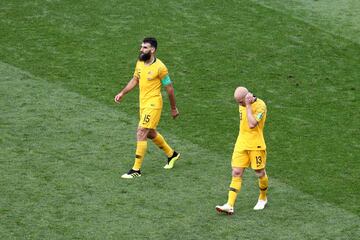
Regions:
[[133, 58, 168, 109], [234, 98, 267, 150]]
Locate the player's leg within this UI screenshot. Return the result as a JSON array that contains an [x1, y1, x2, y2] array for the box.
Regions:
[[216, 167, 245, 215], [121, 127, 149, 179], [255, 169, 268, 200], [132, 107, 158, 171], [228, 167, 245, 206], [121, 108, 153, 179], [216, 150, 248, 214], [132, 127, 150, 170], [250, 150, 268, 210], [146, 111, 180, 169], [148, 129, 175, 158]]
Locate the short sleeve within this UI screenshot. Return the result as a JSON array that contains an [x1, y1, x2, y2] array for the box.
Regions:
[[158, 64, 168, 80], [254, 104, 266, 122], [133, 61, 140, 78]]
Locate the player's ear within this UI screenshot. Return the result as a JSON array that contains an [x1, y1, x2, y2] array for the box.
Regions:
[[151, 47, 156, 53]]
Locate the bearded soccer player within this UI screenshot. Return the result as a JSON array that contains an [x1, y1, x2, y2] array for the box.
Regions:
[[114, 37, 180, 178], [216, 87, 269, 214]]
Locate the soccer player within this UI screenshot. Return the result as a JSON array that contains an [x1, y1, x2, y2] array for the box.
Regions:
[[114, 37, 180, 178], [216, 86, 269, 214]]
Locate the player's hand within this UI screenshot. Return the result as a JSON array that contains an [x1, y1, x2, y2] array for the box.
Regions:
[[114, 92, 124, 103], [245, 92, 253, 105], [171, 107, 179, 119]]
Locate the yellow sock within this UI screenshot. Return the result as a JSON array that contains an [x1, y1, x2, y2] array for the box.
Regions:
[[227, 176, 242, 207], [132, 141, 147, 171], [259, 174, 269, 200], [152, 133, 173, 157]]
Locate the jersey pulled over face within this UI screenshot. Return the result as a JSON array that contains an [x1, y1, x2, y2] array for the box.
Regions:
[[133, 58, 168, 109], [235, 98, 267, 150]]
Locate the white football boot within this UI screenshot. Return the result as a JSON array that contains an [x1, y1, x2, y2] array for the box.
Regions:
[[253, 198, 267, 210], [121, 169, 141, 179], [215, 203, 234, 215]]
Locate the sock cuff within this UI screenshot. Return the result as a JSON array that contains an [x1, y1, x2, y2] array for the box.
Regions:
[[232, 176, 242, 182], [137, 140, 147, 146], [152, 133, 163, 143], [154, 133, 163, 139]]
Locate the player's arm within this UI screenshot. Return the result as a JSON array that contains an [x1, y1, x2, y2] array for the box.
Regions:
[[245, 93, 258, 129], [162, 75, 179, 119], [114, 76, 139, 103], [246, 106, 258, 129]]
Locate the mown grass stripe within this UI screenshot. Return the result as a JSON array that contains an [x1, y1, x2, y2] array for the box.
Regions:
[[251, 0, 360, 45]]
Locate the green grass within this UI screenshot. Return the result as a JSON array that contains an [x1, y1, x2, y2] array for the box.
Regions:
[[1, 0, 359, 239], [252, 0, 360, 44]]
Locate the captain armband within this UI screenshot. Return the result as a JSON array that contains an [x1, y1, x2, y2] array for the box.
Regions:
[[161, 75, 172, 86]]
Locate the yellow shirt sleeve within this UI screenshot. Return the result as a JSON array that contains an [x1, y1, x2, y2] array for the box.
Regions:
[[254, 103, 266, 122], [133, 61, 140, 78], [158, 63, 168, 80]]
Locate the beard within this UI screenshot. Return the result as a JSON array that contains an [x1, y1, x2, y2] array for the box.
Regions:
[[139, 52, 151, 61]]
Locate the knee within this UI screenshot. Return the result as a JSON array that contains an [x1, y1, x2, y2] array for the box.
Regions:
[[255, 169, 266, 178], [137, 128, 148, 140], [147, 130, 157, 139], [232, 168, 243, 177]]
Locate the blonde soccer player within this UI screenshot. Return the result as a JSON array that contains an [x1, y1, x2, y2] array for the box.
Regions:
[[216, 86, 269, 214]]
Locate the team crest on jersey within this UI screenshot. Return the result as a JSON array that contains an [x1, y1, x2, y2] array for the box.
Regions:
[[147, 71, 154, 80]]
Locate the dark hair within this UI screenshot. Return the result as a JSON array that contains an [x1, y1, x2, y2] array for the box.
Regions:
[[143, 37, 157, 50]]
